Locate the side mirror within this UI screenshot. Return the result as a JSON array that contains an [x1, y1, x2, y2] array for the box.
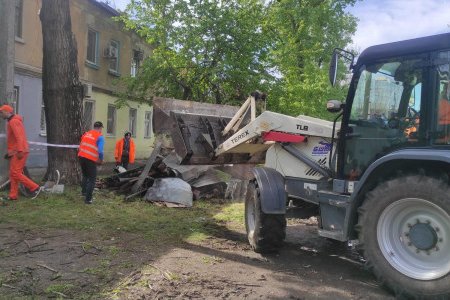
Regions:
[[329, 48, 355, 87], [329, 52, 338, 86], [327, 100, 344, 113]]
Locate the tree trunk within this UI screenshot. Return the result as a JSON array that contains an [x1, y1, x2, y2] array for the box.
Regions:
[[40, 0, 83, 184], [0, 0, 15, 183]]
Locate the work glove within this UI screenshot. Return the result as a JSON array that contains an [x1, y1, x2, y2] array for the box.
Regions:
[[16, 152, 24, 159], [3, 154, 11, 160]]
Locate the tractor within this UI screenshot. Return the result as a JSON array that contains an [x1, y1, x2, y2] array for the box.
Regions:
[[153, 32, 450, 298]]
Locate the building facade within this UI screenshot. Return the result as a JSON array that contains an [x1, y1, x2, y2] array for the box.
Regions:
[[14, 0, 153, 167]]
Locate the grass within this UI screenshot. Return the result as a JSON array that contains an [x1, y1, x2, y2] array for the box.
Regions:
[[0, 186, 245, 244], [45, 283, 75, 296]]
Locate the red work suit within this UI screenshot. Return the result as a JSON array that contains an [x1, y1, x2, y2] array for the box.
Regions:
[[6, 114, 39, 199], [439, 98, 450, 125]]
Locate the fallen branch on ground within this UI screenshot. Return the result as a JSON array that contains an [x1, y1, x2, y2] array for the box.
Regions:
[[37, 263, 58, 273]]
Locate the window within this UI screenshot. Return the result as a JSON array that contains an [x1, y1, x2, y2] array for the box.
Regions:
[[83, 100, 95, 132], [39, 90, 47, 136], [131, 50, 142, 77], [12, 86, 19, 113], [435, 50, 450, 144], [108, 40, 120, 74], [15, 0, 23, 38], [129, 108, 137, 137], [345, 59, 424, 180], [107, 105, 116, 135], [40, 104, 46, 136], [87, 28, 99, 65], [144, 110, 153, 138]]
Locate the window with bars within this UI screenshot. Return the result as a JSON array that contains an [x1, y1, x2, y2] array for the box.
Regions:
[[83, 100, 95, 132], [12, 86, 19, 113], [15, 0, 23, 38], [87, 28, 99, 65], [129, 108, 137, 137], [40, 90, 46, 136], [109, 40, 120, 73], [144, 110, 153, 138], [131, 50, 142, 77], [107, 104, 116, 135]]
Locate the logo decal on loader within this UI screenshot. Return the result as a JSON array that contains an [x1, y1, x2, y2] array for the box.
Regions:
[[231, 130, 249, 144], [296, 124, 309, 131], [312, 141, 331, 156]]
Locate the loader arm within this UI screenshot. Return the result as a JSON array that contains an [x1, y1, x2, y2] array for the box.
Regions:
[[215, 111, 335, 156], [154, 96, 336, 165]]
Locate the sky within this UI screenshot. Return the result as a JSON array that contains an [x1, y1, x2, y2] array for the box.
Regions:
[[110, 0, 450, 51]]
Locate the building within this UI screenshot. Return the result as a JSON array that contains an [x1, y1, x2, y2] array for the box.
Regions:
[[14, 0, 154, 167]]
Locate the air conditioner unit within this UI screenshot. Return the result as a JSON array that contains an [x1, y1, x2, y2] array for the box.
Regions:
[[83, 83, 92, 98]]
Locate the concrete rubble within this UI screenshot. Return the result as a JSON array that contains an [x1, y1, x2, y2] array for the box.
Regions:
[[99, 141, 252, 206]]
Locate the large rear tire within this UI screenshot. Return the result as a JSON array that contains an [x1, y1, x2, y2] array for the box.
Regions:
[[245, 180, 286, 253], [358, 175, 450, 299]]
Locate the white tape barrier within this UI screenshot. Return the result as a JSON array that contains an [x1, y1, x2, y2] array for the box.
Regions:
[[28, 141, 79, 149], [0, 134, 79, 150]]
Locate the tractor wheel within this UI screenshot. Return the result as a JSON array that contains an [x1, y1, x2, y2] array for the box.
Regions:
[[245, 180, 286, 253], [358, 175, 450, 298]]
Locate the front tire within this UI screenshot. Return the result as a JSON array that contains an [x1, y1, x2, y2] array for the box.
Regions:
[[358, 175, 450, 299], [245, 180, 286, 253]]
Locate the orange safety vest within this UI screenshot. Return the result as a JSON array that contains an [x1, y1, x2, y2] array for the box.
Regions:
[[114, 137, 135, 163], [78, 130, 102, 162]]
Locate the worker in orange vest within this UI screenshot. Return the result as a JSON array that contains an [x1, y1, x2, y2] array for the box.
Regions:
[[114, 131, 135, 170], [78, 121, 104, 204], [0, 104, 41, 200]]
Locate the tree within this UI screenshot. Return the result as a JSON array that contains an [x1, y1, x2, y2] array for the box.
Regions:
[[0, 0, 16, 182], [119, 0, 357, 118], [264, 0, 357, 118], [119, 0, 276, 105], [40, 0, 84, 184]]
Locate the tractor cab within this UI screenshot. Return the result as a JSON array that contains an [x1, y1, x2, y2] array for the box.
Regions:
[[329, 33, 450, 183]]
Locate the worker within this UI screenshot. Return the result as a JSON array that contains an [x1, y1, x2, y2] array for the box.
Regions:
[[438, 90, 450, 125], [114, 131, 135, 170], [0, 104, 41, 200], [78, 121, 104, 204]]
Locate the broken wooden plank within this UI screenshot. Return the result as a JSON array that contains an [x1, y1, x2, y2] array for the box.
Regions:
[[124, 189, 147, 202], [131, 141, 162, 194]]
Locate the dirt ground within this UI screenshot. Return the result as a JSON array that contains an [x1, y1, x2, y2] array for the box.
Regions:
[[0, 216, 394, 299]]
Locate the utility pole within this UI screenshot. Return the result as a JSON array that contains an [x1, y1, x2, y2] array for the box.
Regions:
[[0, 0, 15, 182]]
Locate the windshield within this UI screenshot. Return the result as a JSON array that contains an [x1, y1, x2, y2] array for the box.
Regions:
[[350, 60, 421, 126], [344, 58, 423, 180]]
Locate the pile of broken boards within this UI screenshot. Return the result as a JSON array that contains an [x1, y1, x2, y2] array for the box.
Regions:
[[99, 148, 251, 208]]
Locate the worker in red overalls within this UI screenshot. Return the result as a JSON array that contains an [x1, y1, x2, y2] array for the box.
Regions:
[[0, 104, 41, 200]]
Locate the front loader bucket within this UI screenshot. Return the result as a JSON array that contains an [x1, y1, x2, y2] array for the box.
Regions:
[[153, 97, 240, 135], [153, 97, 265, 165]]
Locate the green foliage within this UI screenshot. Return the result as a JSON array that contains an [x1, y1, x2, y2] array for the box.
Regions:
[[118, 0, 358, 117], [119, 0, 275, 105], [264, 0, 358, 118]]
